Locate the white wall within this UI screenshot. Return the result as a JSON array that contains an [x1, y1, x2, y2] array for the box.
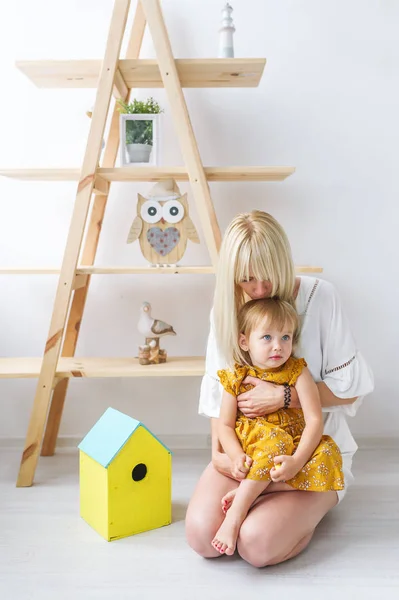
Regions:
[[0, 0, 397, 444]]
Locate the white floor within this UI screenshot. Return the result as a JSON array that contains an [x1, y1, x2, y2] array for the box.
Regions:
[[0, 445, 398, 600]]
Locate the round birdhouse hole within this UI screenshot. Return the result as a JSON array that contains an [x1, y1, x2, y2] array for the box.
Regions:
[[132, 463, 147, 482]]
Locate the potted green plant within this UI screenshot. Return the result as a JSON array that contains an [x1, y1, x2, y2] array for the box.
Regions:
[[118, 97, 163, 165]]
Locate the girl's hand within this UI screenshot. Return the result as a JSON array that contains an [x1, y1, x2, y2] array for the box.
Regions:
[[270, 455, 301, 482], [237, 377, 284, 417], [212, 451, 251, 481], [231, 454, 252, 480]]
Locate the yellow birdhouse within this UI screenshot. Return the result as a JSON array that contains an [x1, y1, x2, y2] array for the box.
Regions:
[[78, 407, 172, 541]]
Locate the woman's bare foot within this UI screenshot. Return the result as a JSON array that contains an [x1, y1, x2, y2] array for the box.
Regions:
[[211, 510, 243, 555], [221, 489, 237, 513]]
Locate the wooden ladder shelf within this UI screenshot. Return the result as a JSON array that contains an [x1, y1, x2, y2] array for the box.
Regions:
[[0, 0, 320, 486]]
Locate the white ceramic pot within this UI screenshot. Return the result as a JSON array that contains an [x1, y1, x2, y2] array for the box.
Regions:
[[126, 143, 152, 163]]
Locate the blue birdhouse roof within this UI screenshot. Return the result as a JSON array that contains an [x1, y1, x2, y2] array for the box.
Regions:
[[78, 407, 171, 468]]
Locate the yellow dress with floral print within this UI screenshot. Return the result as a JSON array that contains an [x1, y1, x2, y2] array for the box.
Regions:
[[217, 357, 344, 491]]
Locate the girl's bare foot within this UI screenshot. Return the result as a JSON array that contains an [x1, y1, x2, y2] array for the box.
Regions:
[[211, 510, 242, 556], [221, 489, 237, 513]]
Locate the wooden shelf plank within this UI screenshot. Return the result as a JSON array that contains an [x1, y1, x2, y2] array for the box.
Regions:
[[0, 169, 80, 180], [0, 268, 62, 274], [121, 58, 266, 88], [16, 58, 266, 89], [0, 356, 205, 378], [295, 266, 323, 273], [99, 166, 296, 182], [0, 265, 323, 274], [0, 166, 295, 182], [77, 266, 215, 275], [16, 60, 100, 88], [0, 266, 216, 275]]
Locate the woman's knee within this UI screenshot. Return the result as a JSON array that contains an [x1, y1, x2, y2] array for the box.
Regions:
[[237, 520, 313, 568], [236, 519, 277, 567], [185, 509, 220, 558]]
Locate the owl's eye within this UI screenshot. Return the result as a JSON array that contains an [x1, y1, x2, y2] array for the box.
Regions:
[[162, 200, 185, 224], [141, 200, 161, 224]]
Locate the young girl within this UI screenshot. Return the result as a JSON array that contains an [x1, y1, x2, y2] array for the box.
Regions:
[[212, 297, 344, 556]]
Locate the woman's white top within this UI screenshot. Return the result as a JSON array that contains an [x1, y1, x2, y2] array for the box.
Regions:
[[199, 276, 374, 502]]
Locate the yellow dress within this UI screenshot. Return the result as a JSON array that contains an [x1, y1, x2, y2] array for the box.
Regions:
[[217, 357, 344, 491]]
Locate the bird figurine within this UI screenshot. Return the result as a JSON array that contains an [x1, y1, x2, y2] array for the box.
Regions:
[[127, 179, 200, 266], [138, 301, 177, 339], [137, 302, 176, 365]]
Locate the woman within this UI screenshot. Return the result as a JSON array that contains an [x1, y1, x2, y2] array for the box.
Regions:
[[185, 210, 374, 567]]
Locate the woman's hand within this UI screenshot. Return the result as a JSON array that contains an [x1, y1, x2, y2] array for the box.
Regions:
[[237, 376, 285, 417], [212, 450, 251, 481], [270, 455, 301, 482]]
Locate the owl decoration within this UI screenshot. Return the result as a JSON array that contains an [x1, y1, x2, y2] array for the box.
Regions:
[[126, 179, 200, 265]]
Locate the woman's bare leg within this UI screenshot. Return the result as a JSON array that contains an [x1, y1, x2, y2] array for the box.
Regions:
[[212, 479, 270, 555], [237, 489, 338, 567], [185, 461, 239, 558], [185, 461, 302, 559]]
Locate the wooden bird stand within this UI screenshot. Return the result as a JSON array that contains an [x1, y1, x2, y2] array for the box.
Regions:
[[138, 337, 167, 365]]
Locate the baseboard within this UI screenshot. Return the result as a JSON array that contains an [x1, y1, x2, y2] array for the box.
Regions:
[[354, 436, 399, 450], [0, 434, 212, 451], [0, 435, 396, 451]]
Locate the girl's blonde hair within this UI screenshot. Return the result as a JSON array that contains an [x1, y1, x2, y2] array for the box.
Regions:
[[235, 298, 300, 366], [213, 210, 296, 366]]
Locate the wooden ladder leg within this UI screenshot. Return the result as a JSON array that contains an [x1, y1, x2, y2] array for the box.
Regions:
[[16, 0, 131, 486], [41, 2, 146, 457], [141, 0, 222, 266]]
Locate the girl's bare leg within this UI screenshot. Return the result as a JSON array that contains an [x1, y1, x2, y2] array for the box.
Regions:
[[185, 462, 239, 558], [222, 479, 298, 512], [212, 479, 270, 555], [237, 489, 338, 567]]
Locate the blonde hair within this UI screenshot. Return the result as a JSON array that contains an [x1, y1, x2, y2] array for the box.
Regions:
[[213, 210, 296, 366], [235, 298, 300, 366]]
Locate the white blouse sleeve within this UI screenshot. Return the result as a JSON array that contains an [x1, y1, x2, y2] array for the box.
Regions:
[[318, 281, 374, 417], [198, 309, 226, 418]]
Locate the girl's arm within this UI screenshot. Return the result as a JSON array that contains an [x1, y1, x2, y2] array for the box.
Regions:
[[218, 390, 245, 461], [272, 368, 323, 483], [291, 368, 324, 468], [291, 383, 357, 408]]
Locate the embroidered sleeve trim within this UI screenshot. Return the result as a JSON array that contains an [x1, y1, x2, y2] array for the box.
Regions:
[[303, 279, 319, 316], [206, 372, 220, 383], [325, 355, 356, 375]]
